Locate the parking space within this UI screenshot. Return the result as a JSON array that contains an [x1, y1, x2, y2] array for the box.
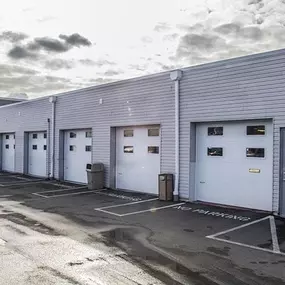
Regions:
[[1, 176, 285, 261], [0, 173, 42, 186]]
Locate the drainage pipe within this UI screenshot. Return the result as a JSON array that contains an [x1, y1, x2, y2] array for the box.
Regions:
[[49, 96, 57, 178], [170, 70, 183, 201]]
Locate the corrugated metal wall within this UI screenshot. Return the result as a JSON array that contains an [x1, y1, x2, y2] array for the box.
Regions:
[[179, 49, 285, 211], [0, 98, 51, 173], [54, 73, 175, 186]]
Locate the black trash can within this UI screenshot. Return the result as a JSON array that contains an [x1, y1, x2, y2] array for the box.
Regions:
[[158, 174, 173, 201]]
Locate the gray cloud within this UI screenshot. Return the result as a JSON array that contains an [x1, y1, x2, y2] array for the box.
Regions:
[[176, 34, 225, 59], [0, 75, 79, 97], [0, 31, 28, 43], [79, 59, 116, 67], [29, 37, 70, 52], [154, 22, 171, 32], [44, 59, 74, 70], [7, 46, 38, 59], [129, 63, 148, 71], [0, 64, 38, 76], [215, 23, 263, 40], [248, 0, 263, 4], [59, 33, 92, 47], [88, 77, 115, 85], [214, 23, 242, 35], [7, 33, 92, 60], [8, 93, 28, 99], [104, 69, 124, 76]]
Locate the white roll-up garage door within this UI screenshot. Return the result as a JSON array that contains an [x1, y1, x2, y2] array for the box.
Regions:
[[64, 129, 92, 184], [196, 121, 273, 211], [116, 126, 160, 194], [28, 132, 47, 177], [2, 133, 15, 172]]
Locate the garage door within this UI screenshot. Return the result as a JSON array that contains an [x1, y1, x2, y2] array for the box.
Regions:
[[2, 133, 15, 172], [64, 129, 92, 184], [28, 132, 47, 177], [196, 121, 273, 211], [116, 126, 160, 194]]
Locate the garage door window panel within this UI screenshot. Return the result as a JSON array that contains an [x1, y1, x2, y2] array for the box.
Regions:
[[70, 132, 76, 138], [5, 135, 9, 139], [208, 127, 223, 136], [32, 134, 38, 139], [247, 125, 265, 135], [5, 144, 9, 149], [148, 128, 159, 137], [85, 145, 91, 152], [85, 131, 92, 138], [207, 147, 223, 156], [124, 130, 134, 137], [124, 146, 134, 153], [32, 145, 37, 150], [246, 148, 265, 158], [148, 146, 159, 154]]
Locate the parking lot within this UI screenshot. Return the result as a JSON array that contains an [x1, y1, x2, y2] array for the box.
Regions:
[[1, 172, 285, 284]]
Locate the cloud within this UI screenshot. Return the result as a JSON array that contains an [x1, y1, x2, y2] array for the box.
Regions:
[[0, 74, 80, 97], [104, 69, 124, 76], [0, 64, 38, 76], [8, 93, 28, 99], [176, 33, 226, 60], [79, 59, 116, 67], [44, 59, 74, 70], [7, 46, 38, 59], [163, 33, 179, 41], [7, 33, 92, 60], [29, 37, 70, 52], [0, 31, 28, 43], [248, 0, 263, 4], [59, 33, 92, 47], [154, 22, 171, 32]]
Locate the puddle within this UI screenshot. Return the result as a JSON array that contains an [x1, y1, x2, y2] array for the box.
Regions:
[[100, 227, 218, 285]]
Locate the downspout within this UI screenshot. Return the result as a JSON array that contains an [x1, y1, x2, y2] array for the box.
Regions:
[[170, 70, 183, 201], [49, 96, 57, 179]]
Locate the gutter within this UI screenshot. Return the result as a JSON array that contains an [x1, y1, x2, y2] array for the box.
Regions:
[[170, 70, 183, 201], [49, 96, 57, 178]]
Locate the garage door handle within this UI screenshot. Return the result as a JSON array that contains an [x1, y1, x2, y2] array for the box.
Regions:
[[200, 181, 205, 184], [118, 173, 122, 175]]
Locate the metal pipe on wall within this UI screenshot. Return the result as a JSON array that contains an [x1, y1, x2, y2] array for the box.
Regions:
[[170, 70, 183, 201], [49, 96, 57, 178]]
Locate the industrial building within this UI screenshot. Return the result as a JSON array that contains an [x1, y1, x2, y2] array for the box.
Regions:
[[0, 48, 285, 217]]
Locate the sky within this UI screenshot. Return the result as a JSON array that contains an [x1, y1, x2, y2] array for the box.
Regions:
[[0, 0, 285, 99]]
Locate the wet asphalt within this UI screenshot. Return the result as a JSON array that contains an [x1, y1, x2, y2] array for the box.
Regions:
[[0, 173, 285, 285]]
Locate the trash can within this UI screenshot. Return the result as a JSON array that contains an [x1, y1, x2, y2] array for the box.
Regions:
[[86, 163, 104, 190], [158, 174, 173, 201]]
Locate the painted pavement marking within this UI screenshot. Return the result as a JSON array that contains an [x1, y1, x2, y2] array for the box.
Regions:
[[0, 179, 45, 187], [95, 198, 185, 217], [207, 215, 285, 256], [174, 205, 251, 222], [269, 216, 281, 253], [32, 186, 94, 198]]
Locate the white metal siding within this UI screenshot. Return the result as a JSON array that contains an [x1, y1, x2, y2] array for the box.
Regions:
[[54, 74, 175, 187], [180, 49, 285, 212], [0, 99, 51, 173]]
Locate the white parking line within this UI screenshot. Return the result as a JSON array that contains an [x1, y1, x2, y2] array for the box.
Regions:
[[270, 216, 281, 253], [94, 200, 185, 217], [0, 180, 44, 187], [95, 197, 159, 210], [119, 202, 186, 217], [207, 215, 285, 257], [32, 187, 105, 198]]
